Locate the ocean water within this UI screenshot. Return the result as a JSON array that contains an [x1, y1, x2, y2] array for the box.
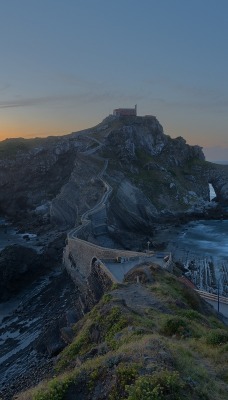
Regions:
[[163, 220, 228, 294], [162, 181, 228, 291], [0, 219, 38, 251], [174, 220, 228, 261]]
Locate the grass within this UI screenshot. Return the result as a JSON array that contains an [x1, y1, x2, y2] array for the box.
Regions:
[[0, 136, 58, 159], [55, 304, 129, 372], [16, 270, 228, 400], [205, 329, 228, 346]]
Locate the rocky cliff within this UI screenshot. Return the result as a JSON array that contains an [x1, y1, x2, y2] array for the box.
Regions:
[[0, 115, 227, 237]]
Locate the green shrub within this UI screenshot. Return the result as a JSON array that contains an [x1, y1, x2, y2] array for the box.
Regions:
[[161, 317, 191, 338], [102, 293, 112, 304], [33, 377, 71, 400], [127, 370, 183, 400], [205, 329, 228, 346], [109, 363, 139, 400], [181, 309, 202, 321]]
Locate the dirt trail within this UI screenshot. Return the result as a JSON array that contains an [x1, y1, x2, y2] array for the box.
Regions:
[[112, 283, 170, 314]]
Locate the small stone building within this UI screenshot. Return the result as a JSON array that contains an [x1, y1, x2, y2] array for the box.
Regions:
[[113, 104, 137, 117]]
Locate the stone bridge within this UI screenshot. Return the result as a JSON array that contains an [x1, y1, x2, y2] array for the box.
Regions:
[[63, 158, 172, 286], [63, 236, 172, 285]]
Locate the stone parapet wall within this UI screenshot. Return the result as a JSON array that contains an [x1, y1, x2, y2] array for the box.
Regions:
[[64, 237, 144, 282], [77, 221, 92, 241]]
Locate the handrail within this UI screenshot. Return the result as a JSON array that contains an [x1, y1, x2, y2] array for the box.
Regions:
[[195, 289, 228, 305]]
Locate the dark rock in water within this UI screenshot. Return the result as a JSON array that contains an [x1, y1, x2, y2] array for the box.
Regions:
[[23, 234, 30, 240], [0, 235, 66, 301], [0, 245, 40, 301]]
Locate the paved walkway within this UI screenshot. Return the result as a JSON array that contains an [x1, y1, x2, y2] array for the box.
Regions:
[[205, 299, 228, 318], [180, 277, 228, 319], [195, 290, 228, 318], [103, 253, 170, 282]]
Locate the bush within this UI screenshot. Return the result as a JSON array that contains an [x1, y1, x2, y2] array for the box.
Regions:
[[33, 377, 71, 400], [161, 317, 191, 338], [181, 310, 202, 321], [205, 329, 228, 346], [127, 370, 183, 400], [109, 363, 139, 400]]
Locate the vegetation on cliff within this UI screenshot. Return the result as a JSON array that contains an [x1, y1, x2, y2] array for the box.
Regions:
[[16, 264, 228, 400]]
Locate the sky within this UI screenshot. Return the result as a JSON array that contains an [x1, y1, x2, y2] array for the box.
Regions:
[[0, 0, 228, 161]]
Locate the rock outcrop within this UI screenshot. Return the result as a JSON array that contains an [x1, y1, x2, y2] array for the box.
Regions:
[[0, 234, 65, 300], [0, 245, 42, 300], [0, 114, 227, 237]]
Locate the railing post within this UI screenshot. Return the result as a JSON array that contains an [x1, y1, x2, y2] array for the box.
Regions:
[[218, 283, 220, 313]]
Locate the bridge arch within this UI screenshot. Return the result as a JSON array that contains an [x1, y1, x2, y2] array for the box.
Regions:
[[91, 256, 99, 269]]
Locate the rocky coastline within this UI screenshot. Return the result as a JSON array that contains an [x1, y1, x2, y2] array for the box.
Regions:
[[0, 114, 228, 398], [1, 210, 228, 398]]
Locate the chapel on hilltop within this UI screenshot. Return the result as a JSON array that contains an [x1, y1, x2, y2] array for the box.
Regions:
[[113, 104, 137, 117]]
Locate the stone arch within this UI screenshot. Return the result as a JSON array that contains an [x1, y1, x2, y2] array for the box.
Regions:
[[91, 257, 99, 271], [88, 256, 113, 297], [206, 166, 228, 206], [208, 181, 217, 201]]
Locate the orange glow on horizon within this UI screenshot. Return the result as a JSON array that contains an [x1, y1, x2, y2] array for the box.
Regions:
[[0, 119, 222, 149], [0, 121, 92, 142]]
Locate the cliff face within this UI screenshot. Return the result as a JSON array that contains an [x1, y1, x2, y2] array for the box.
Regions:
[[0, 115, 227, 234], [0, 134, 102, 229], [0, 137, 76, 222], [102, 117, 208, 229]]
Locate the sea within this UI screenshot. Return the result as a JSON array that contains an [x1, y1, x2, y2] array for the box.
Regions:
[[0, 218, 38, 251], [155, 163, 228, 296], [164, 219, 228, 291]]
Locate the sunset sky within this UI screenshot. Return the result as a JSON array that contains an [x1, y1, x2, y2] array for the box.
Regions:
[[1, 0, 228, 161]]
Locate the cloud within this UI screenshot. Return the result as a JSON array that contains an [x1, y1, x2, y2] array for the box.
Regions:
[[146, 78, 228, 113], [0, 89, 144, 110], [150, 95, 228, 114], [0, 94, 75, 109]]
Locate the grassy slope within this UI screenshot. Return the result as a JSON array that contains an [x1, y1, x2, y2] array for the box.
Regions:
[[17, 265, 228, 400], [0, 137, 60, 159]]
